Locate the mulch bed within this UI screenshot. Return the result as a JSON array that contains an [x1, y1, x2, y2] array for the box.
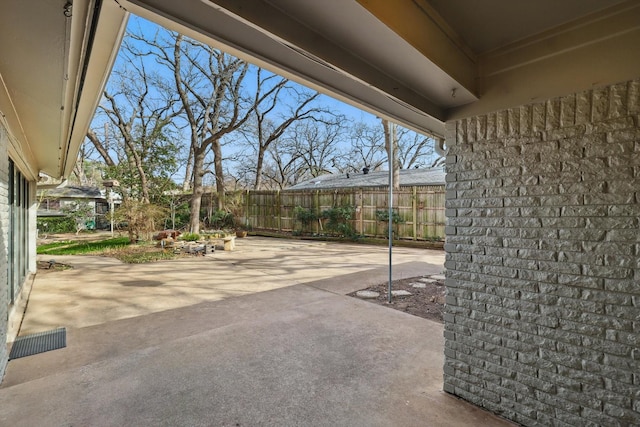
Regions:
[[348, 276, 445, 323]]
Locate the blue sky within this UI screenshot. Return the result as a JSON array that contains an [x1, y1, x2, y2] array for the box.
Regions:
[[90, 15, 437, 187]]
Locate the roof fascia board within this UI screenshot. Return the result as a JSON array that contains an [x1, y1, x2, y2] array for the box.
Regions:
[[201, 0, 445, 119], [119, 0, 446, 136]]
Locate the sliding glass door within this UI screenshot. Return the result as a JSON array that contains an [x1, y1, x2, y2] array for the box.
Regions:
[[8, 159, 30, 304]]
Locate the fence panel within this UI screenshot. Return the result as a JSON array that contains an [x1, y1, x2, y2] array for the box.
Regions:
[[248, 191, 279, 230], [394, 189, 414, 239], [416, 186, 445, 239], [242, 185, 445, 240]]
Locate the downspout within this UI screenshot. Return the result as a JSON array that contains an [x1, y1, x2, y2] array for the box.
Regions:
[[434, 137, 447, 157]]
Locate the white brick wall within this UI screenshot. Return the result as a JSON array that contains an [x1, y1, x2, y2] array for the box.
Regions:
[[444, 79, 640, 426], [0, 121, 9, 379]]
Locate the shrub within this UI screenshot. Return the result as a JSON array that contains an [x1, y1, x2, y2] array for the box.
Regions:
[[208, 210, 235, 229], [37, 216, 76, 234], [114, 200, 167, 243], [61, 201, 95, 234], [321, 205, 358, 239], [169, 202, 191, 230], [181, 232, 200, 242], [293, 206, 317, 231], [375, 209, 405, 224]]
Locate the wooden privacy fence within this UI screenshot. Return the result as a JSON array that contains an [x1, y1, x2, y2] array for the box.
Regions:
[[241, 186, 445, 240]]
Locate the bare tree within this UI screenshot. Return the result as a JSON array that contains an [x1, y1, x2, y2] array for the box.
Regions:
[[86, 35, 182, 203], [71, 140, 103, 186], [285, 118, 346, 181], [138, 31, 247, 231], [257, 142, 306, 189], [395, 127, 438, 169], [240, 70, 327, 189], [344, 122, 387, 173], [343, 120, 440, 173], [246, 117, 346, 189], [138, 29, 288, 232]]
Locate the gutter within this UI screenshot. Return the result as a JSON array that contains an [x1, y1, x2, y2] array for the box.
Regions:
[[61, 0, 103, 178]]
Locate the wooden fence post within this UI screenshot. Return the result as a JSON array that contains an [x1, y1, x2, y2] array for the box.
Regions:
[[314, 190, 320, 234], [277, 190, 281, 231], [358, 188, 364, 235], [245, 190, 250, 228], [412, 186, 418, 240]]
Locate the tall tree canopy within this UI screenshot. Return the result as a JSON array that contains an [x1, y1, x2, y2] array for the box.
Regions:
[[84, 17, 443, 233], [86, 32, 183, 204]]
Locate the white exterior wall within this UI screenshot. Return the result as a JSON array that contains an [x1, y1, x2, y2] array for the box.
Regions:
[[28, 183, 36, 272], [0, 121, 9, 378], [443, 79, 640, 426], [0, 117, 38, 380]]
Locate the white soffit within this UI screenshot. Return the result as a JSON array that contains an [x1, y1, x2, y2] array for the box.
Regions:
[[0, 0, 127, 178], [428, 0, 628, 54]]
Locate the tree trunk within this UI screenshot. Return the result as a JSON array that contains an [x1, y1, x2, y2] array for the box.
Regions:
[[212, 139, 225, 211], [134, 159, 150, 203], [182, 145, 194, 191], [86, 129, 116, 167], [189, 150, 206, 233], [253, 149, 265, 190]]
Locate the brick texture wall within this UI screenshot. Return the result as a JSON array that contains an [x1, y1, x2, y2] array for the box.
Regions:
[[0, 122, 9, 379], [443, 79, 640, 426]]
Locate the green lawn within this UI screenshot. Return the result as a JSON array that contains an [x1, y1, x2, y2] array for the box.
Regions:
[[37, 236, 180, 263], [37, 237, 131, 255]]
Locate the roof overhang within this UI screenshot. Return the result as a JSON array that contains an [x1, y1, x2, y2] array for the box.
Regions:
[[119, 0, 461, 139], [2, 0, 638, 180], [118, 0, 640, 132], [0, 0, 127, 179]]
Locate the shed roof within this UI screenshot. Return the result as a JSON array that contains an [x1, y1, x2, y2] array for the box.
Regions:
[[286, 168, 445, 190], [38, 186, 104, 199]]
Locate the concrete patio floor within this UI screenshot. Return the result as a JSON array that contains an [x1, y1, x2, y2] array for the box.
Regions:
[[1, 237, 513, 426]]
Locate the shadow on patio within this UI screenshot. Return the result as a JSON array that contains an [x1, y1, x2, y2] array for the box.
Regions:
[[0, 237, 512, 426]]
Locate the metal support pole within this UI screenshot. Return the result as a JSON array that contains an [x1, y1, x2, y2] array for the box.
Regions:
[[109, 189, 114, 237], [388, 124, 394, 304], [103, 179, 118, 237]]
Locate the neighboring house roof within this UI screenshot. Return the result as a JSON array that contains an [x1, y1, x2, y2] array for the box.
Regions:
[[37, 186, 104, 218], [38, 186, 103, 199], [286, 168, 446, 190]]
